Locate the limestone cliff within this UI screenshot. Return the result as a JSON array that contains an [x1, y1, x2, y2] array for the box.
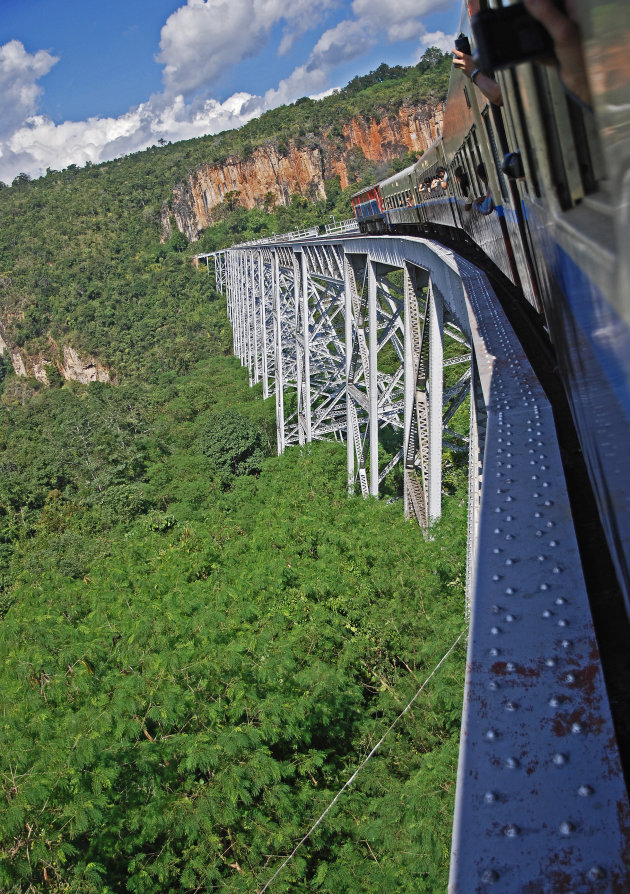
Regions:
[[163, 101, 445, 242], [0, 328, 112, 386]]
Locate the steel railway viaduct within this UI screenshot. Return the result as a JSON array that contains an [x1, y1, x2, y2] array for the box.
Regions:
[[201, 226, 630, 892]]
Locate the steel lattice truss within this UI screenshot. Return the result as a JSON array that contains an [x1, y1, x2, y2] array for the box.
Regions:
[[220, 241, 471, 526], [211, 235, 630, 891]]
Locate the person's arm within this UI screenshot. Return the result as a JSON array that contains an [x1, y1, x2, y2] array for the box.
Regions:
[[453, 49, 503, 106], [524, 0, 592, 107]]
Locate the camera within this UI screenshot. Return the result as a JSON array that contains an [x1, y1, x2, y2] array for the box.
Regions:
[[454, 33, 472, 56], [471, 2, 561, 72]]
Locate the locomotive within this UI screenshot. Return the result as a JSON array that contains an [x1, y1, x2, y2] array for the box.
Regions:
[[351, 0, 630, 621]]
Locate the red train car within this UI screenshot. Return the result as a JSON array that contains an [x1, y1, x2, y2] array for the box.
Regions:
[[350, 184, 388, 233]]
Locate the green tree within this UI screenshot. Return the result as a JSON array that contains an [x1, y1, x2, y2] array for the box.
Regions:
[[198, 410, 268, 483]]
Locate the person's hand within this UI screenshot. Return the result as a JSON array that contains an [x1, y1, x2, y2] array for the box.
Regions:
[[453, 49, 476, 78], [453, 48, 503, 106], [524, 0, 592, 106]]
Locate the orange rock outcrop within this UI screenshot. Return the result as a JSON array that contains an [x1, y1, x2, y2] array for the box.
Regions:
[[164, 101, 445, 241]]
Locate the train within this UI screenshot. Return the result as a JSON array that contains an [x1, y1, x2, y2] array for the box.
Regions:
[[351, 0, 630, 622]]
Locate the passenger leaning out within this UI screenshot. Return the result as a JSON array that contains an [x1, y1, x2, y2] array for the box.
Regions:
[[431, 167, 449, 190], [454, 166, 473, 211], [474, 163, 494, 215]]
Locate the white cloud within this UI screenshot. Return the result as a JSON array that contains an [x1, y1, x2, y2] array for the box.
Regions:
[[418, 30, 457, 53], [0, 92, 262, 185], [277, 0, 340, 56], [307, 19, 375, 71], [0, 0, 455, 184], [157, 0, 337, 97], [351, 0, 453, 41], [0, 40, 58, 134]]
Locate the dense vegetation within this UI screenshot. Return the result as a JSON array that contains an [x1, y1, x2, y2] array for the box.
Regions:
[[0, 51, 466, 892]]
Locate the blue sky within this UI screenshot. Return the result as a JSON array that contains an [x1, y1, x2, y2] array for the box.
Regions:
[[0, 0, 460, 184]]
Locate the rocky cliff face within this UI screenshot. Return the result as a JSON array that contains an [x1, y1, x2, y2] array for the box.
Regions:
[[0, 328, 112, 386], [163, 101, 445, 242]]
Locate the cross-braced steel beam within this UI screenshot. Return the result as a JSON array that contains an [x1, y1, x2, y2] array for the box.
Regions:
[[221, 240, 463, 515]]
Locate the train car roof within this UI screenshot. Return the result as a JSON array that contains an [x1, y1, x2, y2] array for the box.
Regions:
[[349, 182, 381, 200], [379, 163, 417, 191]]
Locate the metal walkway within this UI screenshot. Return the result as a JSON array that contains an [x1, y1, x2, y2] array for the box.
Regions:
[[209, 233, 630, 892]]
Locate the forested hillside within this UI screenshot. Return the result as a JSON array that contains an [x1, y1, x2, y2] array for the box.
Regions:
[[0, 53, 467, 893]]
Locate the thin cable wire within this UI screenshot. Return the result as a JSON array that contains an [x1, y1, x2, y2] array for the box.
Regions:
[[257, 629, 465, 893]]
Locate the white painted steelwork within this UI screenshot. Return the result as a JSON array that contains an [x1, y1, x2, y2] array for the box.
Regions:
[[207, 234, 630, 890]]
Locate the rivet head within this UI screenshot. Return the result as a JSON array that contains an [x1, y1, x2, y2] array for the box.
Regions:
[[503, 824, 520, 837], [571, 722, 583, 734], [488, 681, 499, 691], [559, 821, 574, 836], [540, 583, 550, 591], [505, 756, 519, 769], [555, 597, 566, 605], [505, 701, 518, 711], [505, 614, 516, 622], [553, 753, 568, 766], [492, 574, 502, 582], [578, 784, 594, 797], [542, 610, 552, 619], [549, 696, 560, 707], [484, 791, 497, 804], [588, 866, 606, 881], [561, 639, 572, 649], [565, 673, 575, 683], [546, 658, 556, 667], [558, 618, 569, 627], [506, 662, 516, 672], [490, 647, 500, 657], [491, 604, 501, 614], [481, 869, 499, 883], [485, 729, 498, 740], [505, 587, 516, 595], [490, 626, 501, 635]]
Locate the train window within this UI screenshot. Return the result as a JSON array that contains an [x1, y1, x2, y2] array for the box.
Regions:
[[462, 139, 478, 193], [482, 107, 509, 203], [462, 147, 476, 193], [566, 94, 606, 194], [506, 68, 541, 198], [523, 61, 605, 211], [468, 128, 486, 191]]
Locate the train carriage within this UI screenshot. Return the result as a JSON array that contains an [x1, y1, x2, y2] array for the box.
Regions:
[[351, 0, 630, 620], [350, 184, 388, 233]]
